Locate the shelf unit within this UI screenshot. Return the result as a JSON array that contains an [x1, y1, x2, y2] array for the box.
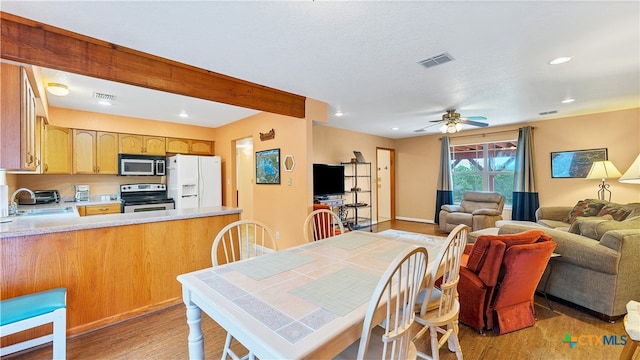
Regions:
[[341, 161, 372, 231]]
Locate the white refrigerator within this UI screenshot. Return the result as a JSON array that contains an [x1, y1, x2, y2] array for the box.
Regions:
[[167, 154, 222, 209]]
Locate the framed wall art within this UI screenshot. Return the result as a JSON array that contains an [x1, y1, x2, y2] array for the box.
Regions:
[[550, 148, 607, 178], [256, 148, 280, 184]]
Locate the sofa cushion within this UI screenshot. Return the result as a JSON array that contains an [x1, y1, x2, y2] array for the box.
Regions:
[[568, 215, 614, 234], [466, 230, 546, 272], [563, 199, 607, 224], [579, 216, 640, 241]]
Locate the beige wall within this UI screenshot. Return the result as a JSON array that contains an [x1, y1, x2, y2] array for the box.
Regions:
[[314, 108, 640, 223], [47, 107, 217, 140], [214, 98, 323, 249], [312, 125, 395, 223]]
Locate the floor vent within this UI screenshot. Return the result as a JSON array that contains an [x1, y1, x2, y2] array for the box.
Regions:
[[418, 52, 455, 68]]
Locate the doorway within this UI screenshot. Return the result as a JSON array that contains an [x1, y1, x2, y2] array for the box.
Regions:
[[376, 148, 395, 223], [235, 137, 254, 220]]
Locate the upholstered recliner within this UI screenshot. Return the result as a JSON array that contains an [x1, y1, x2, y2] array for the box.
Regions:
[[439, 191, 506, 233], [457, 230, 556, 334]]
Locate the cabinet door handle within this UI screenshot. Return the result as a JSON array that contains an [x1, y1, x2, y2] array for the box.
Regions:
[[44, 164, 48, 172], [96, 166, 100, 173]]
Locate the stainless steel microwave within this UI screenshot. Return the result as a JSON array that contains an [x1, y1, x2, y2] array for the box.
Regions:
[[118, 154, 166, 176]]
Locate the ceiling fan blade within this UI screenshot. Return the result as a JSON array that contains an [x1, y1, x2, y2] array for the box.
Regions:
[[429, 119, 445, 123], [461, 116, 487, 121], [414, 122, 443, 132], [459, 119, 489, 127]]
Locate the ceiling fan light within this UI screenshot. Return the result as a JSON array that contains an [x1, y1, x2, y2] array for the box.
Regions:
[[455, 123, 464, 132], [439, 124, 448, 133], [47, 83, 69, 96]]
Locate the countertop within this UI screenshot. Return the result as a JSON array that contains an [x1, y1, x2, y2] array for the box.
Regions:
[[0, 203, 242, 239]]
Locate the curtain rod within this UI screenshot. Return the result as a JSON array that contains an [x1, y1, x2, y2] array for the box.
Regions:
[[438, 127, 534, 140]]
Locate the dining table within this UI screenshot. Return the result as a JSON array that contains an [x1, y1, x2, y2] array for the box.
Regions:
[[177, 230, 445, 360]]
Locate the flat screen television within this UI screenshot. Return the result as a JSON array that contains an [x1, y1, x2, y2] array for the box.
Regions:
[[313, 163, 345, 196]]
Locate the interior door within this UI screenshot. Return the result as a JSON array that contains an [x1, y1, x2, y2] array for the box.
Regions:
[[376, 148, 395, 223]]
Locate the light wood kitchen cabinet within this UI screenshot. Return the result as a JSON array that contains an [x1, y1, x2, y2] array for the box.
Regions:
[[42, 125, 72, 174], [73, 130, 118, 174], [77, 203, 121, 216], [0, 64, 38, 171], [166, 137, 214, 155], [119, 134, 166, 155]]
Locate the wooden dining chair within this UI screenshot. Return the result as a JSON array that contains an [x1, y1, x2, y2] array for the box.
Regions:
[[413, 224, 468, 360], [211, 219, 278, 360], [303, 208, 345, 242], [336, 246, 428, 360]]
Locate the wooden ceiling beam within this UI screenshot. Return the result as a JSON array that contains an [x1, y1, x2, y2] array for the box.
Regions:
[[0, 12, 306, 119]]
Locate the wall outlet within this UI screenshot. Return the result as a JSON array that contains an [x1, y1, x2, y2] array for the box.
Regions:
[[275, 231, 280, 240]]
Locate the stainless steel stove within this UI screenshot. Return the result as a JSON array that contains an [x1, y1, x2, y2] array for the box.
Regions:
[[120, 184, 175, 213]]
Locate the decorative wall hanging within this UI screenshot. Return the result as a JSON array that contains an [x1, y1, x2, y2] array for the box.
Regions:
[[283, 155, 295, 172], [260, 129, 275, 141], [551, 148, 607, 178], [256, 148, 280, 184]]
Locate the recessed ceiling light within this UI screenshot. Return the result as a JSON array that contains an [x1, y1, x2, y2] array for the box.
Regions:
[[391, 127, 399, 131], [46, 83, 69, 96], [334, 111, 344, 117], [179, 111, 189, 118], [561, 98, 575, 104], [98, 100, 112, 106], [549, 57, 573, 65]]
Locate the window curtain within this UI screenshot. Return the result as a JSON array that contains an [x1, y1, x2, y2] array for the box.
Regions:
[[435, 136, 454, 224], [512, 126, 539, 221]]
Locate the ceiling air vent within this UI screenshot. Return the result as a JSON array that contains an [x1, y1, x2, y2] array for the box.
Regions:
[[93, 92, 117, 101], [539, 110, 558, 116], [418, 52, 455, 69]]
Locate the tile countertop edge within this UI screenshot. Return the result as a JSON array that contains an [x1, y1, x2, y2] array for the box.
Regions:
[[0, 206, 243, 239]]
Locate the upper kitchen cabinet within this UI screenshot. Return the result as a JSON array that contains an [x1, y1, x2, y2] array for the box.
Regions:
[[166, 138, 214, 155], [119, 134, 166, 155], [42, 125, 72, 174], [73, 130, 118, 174], [0, 63, 39, 171]]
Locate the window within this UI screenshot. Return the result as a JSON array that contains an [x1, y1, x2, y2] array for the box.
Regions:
[[450, 141, 517, 206]]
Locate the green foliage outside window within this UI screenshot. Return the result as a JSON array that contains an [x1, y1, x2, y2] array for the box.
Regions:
[[450, 141, 517, 206]]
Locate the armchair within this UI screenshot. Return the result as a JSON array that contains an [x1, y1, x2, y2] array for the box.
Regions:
[[439, 191, 506, 233], [457, 230, 555, 334]]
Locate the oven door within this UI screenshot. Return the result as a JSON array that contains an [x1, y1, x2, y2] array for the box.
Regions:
[[123, 202, 175, 213]]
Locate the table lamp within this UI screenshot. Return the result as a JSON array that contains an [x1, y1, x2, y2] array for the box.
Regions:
[[619, 154, 640, 184], [586, 160, 622, 202]]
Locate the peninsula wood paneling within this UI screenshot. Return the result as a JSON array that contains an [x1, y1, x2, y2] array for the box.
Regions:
[[0, 213, 239, 348], [0, 12, 306, 119]]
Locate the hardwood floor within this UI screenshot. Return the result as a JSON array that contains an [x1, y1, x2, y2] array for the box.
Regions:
[[5, 221, 633, 360]]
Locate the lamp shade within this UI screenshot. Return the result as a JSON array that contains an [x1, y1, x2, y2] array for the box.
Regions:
[[619, 154, 640, 184], [586, 161, 622, 180]]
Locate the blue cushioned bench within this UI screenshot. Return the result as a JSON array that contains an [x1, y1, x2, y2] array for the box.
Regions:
[[0, 288, 67, 359]]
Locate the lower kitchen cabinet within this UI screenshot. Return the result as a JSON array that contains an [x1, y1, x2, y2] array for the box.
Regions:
[[77, 203, 121, 216]]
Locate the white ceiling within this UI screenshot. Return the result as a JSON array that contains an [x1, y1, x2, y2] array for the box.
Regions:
[[2, 1, 639, 139]]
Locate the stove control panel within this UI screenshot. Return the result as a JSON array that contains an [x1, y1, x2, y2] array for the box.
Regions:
[[120, 184, 167, 193]]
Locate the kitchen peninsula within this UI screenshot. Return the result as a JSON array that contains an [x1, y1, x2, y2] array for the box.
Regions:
[[1, 206, 241, 344]]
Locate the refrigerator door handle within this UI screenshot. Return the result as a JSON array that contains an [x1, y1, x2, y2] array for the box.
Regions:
[[182, 194, 198, 198]]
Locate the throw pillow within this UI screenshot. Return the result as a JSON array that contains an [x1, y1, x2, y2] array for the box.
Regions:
[[597, 205, 632, 221], [564, 200, 606, 224], [466, 229, 546, 272]]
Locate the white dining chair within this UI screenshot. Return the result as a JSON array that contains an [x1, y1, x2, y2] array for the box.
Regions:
[[211, 219, 278, 360], [335, 246, 428, 360], [413, 224, 468, 360], [303, 208, 345, 242]]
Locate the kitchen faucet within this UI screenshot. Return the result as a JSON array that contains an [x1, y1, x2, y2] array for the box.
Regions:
[[9, 188, 35, 215]]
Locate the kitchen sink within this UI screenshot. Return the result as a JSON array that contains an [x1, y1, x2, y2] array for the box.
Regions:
[[14, 207, 75, 216]]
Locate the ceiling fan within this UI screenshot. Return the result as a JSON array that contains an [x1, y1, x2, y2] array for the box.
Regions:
[[414, 109, 488, 133]]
